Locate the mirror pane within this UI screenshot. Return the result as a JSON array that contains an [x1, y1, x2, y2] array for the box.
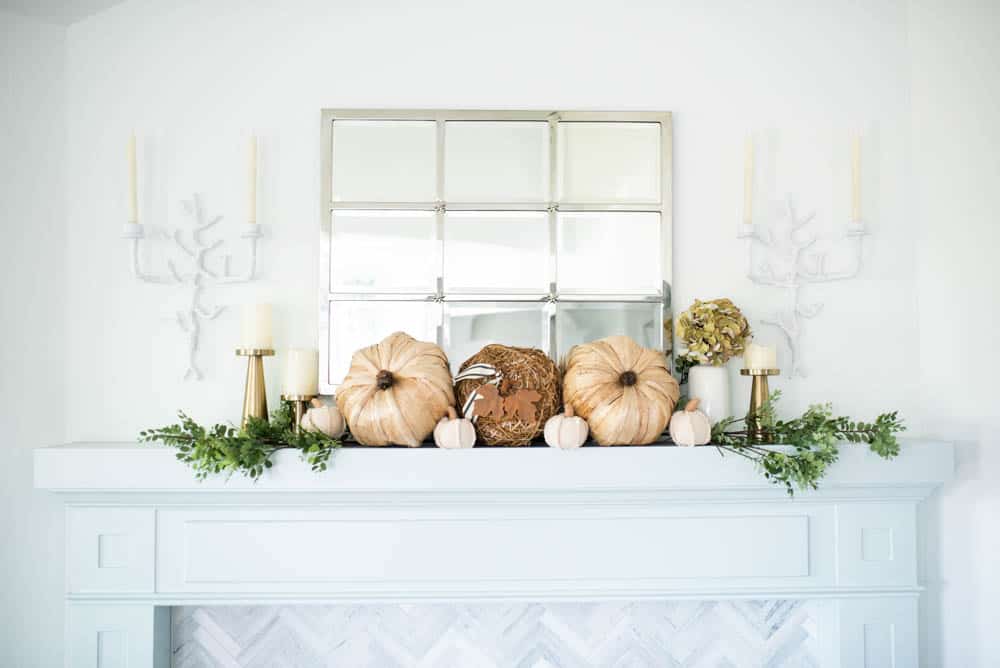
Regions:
[[443, 212, 549, 293], [557, 122, 661, 203], [331, 120, 436, 202], [330, 211, 437, 293], [444, 122, 550, 202], [327, 301, 440, 385], [444, 302, 547, 373], [557, 212, 661, 294], [556, 302, 662, 359]]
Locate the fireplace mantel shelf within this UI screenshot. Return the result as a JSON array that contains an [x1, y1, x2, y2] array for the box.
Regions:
[[35, 438, 951, 497], [36, 438, 952, 667]]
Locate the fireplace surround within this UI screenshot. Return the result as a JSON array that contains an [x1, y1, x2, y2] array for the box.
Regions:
[[35, 440, 951, 666]]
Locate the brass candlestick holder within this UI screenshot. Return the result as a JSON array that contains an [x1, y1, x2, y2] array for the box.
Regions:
[[281, 394, 316, 435], [740, 368, 780, 443], [236, 348, 274, 428]]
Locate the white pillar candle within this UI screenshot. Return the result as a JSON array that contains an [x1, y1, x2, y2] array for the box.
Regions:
[[247, 136, 258, 224], [127, 133, 138, 223], [284, 348, 319, 396], [240, 303, 272, 350], [743, 343, 777, 370], [851, 134, 862, 223], [743, 136, 754, 226]]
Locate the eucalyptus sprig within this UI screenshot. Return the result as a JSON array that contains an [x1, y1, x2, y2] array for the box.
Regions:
[[139, 402, 340, 480], [711, 391, 905, 495]]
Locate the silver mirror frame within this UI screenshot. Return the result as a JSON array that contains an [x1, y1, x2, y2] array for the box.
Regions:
[[319, 109, 673, 394]]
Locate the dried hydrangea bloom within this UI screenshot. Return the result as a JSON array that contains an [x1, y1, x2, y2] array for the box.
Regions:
[[675, 298, 751, 366]]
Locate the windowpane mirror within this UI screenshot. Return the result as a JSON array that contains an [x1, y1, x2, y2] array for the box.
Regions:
[[325, 300, 440, 385], [330, 211, 437, 293], [557, 211, 661, 295], [443, 302, 548, 375], [331, 120, 437, 202], [443, 212, 549, 294], [556, 302, 662, 359], [444, 122, 550, 202], [557, 122, 661, 204], [321, 110, 671, 392]]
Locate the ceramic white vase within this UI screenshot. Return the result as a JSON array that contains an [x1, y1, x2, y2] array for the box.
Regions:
[[687, 364, 731, 424]]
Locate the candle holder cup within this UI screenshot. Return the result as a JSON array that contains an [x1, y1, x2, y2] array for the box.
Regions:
[[740, 368, 780, 443], [847, 220, 868, 237], [281, 394, 317, 435], [237, 348, 274, 429]]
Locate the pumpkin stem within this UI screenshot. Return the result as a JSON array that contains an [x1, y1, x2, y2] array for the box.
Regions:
[[446, 405, 458, 420], [685, 398, 700, 412], [375, 370, 394, 390], [619, 370, 638, 387], [564, 404, 575, 418], [310, 397, 325, 408]]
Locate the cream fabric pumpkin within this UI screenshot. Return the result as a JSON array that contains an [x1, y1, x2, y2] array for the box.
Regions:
[[337, 332, 455, 446], [433, 406, 476, 449], [669, 398, 712, 447], [300, 398, 346, 439], [543, 405, 589, 449], [563, 335, 680, 445]]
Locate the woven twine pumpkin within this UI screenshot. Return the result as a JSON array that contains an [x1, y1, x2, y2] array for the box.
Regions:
[[454, 345, 560, 446], [563, 335, 680, 445], [336, 332, 455, 446]]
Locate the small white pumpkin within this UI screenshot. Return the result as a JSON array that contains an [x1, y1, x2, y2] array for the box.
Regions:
[[433, 406, 476, 449], [543, 405, 589, 449], [300, 398, 346, 439], [668, 398, 712, 447]]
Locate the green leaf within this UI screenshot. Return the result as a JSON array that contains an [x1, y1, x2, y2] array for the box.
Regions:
[[139, 405, 341, 481], [712, 391, 904, 496]]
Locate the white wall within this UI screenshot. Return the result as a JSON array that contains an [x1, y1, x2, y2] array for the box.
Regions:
[[62, 0, 920, 434], [909, 0, 1000, 664], [2, 0, 992, 664], [0, 10, 67, 668], [56, 0, 918, 662]]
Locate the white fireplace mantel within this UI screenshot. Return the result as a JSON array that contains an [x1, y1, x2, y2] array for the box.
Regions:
[[36, 439, 952, 667]]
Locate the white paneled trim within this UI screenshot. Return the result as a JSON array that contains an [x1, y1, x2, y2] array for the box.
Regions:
[[836, 503, 916, 587], [39, 439, 950, 667], [66, 603, 169, 668], [64, 588, 924, 605], [67, 507, 155, 594], [834, 597, 918, 667], [153, 506, 820, 596]]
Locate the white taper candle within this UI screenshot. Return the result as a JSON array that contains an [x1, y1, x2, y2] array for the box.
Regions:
[[127, 133, 138, 223], [247, 136, 258, 224], [743, 136, 754, 226], [851, 134, 862, 223]]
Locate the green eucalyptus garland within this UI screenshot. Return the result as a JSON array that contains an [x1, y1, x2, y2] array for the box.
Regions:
[[141, 391, 904, 494], [139, 402, 340, 480], [710, 391, 904, 495]]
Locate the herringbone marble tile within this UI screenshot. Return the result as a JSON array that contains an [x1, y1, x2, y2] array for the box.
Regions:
[[172, 601, 818, 668]]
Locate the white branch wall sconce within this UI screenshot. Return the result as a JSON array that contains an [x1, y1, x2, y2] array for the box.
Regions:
[[738, 131, 869, 377], [122, 135, 264, 380]]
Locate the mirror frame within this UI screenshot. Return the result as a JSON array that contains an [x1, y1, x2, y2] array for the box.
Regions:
[[319, 109, 673, 393]]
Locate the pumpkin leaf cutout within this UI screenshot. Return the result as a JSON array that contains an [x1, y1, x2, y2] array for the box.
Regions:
[[471, 384, 505, 420], [504, 389, 541, 423]]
